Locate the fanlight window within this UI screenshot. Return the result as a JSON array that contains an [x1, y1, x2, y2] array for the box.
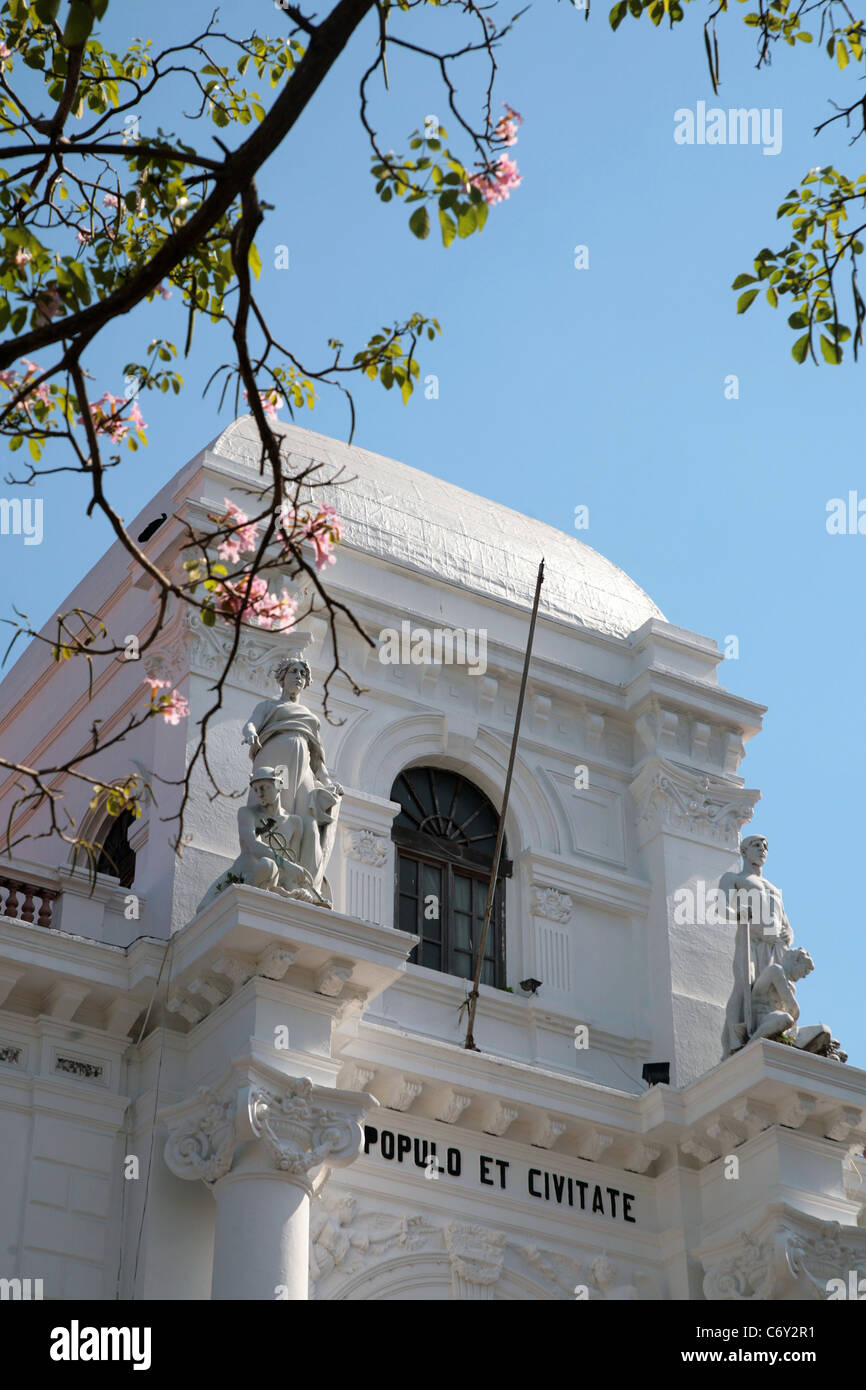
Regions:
[[390, 767, 508, 987]]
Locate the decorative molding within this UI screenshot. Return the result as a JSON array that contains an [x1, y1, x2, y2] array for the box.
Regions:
[[479, 1100, 518, 1137], [823, 1107, 863, 1143], [44, 979, 90, 1022], [248, 1079, 363, 1177], [55, 1056, 103, 1080], [187, 976, 227, 1008], [702, 1231, 774, 1301], [345, 830, 388, 867], [575, 1129, 614, 1163], [777, 1092, 815, 1130], [375, 1073, 423, 1113], [315, 960, 353, 998], [680, 1134, 717, 1166], [530, 1115, 567, 1150], [0, 1043, 22, 1066], [166, 993, 204, 1026], [435, 1089, 472, 1125], [629, 757, 759, 848], [445, 1222, 506, 1296], [702, 1212, 866, 1301], [257, 944, 297, 980], [211, 954, 254, 990], [164, 1086, 236, 1183], [532, 887, 573, 923], [622, 1141, 660, 1174], [162, 1069, 374, 1191], [341, 1063, 376, 1093]]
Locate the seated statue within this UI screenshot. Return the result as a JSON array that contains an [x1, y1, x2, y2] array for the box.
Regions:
[[197, 767, 326, 912], [750, 946, 846, 1062]]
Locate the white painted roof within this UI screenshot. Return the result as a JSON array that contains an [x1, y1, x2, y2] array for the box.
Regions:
[[210, 417, 664, 640]]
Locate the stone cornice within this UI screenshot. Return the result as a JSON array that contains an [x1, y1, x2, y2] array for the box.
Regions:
[[336, 1029, 866, 1179], [163, 885, 415, 1030]]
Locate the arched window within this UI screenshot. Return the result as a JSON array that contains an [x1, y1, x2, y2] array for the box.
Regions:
[[95, 808, 137, 888], [390, 767, 509, 987]]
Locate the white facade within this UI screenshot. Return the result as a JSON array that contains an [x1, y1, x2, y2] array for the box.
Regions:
[[0, 416, 863, 1301]]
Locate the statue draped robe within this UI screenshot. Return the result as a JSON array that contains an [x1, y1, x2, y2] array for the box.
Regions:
[[248, 698, 341, 905]]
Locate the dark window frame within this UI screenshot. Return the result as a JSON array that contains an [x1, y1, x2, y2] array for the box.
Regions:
[[391, 768, 509, 989], [95, 808, 137, 889]]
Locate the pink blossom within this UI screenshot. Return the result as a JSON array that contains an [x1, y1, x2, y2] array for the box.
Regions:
[[160, 691, 189, 725], [103, 193, 119, 208], [217, 568, 297, 631], [494, 104, 523, 147], [217, 498, 259, 564], [0, 43, 11, 65], [77, 392, 147, 443], [470, 153, 522, 206], [77, 228, 91, 245], [143, 677, 189, 724], [15, 247, 31, 267], [5, 360, 51, 411], [156, 282, 171, 300], [301, 504, 342, 569], [242, 387, 282, 421]]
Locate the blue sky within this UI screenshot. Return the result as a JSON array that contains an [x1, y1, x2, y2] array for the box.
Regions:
[[2, 0, 864, 1063]]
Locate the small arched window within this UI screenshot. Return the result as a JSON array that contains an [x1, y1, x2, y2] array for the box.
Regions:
[[95, 808, 137, 888], [391, 767, 509, 987]]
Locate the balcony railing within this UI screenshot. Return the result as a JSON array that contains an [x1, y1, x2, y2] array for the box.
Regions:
[[0, 875, 59, 928]]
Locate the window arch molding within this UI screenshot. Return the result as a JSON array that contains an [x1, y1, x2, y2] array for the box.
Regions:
[[68, 788, 140, 888], [390, 764, 510, 987], [340, 716, 558, 855]]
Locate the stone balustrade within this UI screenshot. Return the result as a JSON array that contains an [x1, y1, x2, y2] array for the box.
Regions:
[[0, 874, 59, 928]]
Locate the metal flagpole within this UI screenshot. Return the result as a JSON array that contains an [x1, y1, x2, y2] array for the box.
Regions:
[[463, 558, 544, 1052]]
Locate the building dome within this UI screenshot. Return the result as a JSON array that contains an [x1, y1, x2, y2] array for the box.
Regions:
[[210, 417, 664, 640]]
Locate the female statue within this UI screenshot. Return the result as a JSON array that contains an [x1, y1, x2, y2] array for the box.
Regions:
[[240, 650, 343, 906]]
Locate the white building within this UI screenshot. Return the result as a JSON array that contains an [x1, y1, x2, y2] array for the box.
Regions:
[[0, 416, 863, 1301]]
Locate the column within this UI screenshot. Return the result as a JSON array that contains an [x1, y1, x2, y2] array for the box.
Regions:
[[161, 1063, 375, 1300]]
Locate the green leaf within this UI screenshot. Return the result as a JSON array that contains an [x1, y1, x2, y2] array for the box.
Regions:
[[201, 606, 216, 627], [248, 243, 262, 280], [439, 208, 456, 248], [819, 334, 842, 363], [62, 0, 94, 47], [409, 205, 430, 240], [609, 0, 628, 28], [836, 39, 849, 68], [731, 273, 757, 290], [34, 0, 61, 21], [791, 333, 809, 363], [766, 286, 778, 308], [736, 288, 759, 313]]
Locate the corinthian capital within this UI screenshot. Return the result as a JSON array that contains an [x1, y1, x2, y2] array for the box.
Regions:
[[163, 1086, 237, 1183], [248, 1078, 366, 1176], [161, 1062, 376, 1189]]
